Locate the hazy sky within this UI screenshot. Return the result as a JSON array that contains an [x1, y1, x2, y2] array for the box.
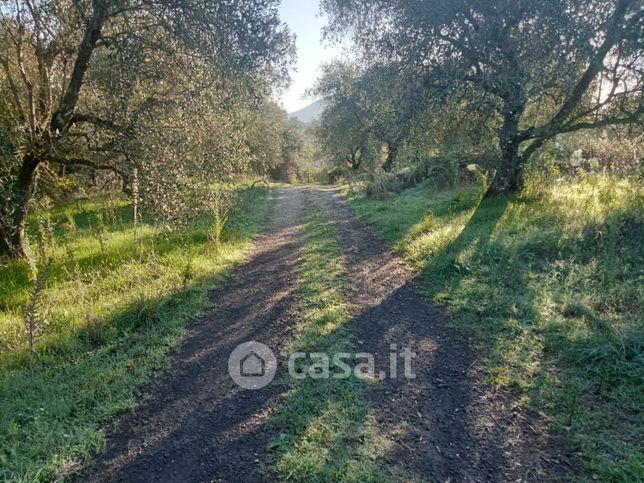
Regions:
[[278, 0, 343, 113]]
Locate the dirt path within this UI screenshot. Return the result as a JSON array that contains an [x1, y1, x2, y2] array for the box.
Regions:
[[311, 187, 569, 481], [87, 188, 305, 482], [87, 186, 568, 482]]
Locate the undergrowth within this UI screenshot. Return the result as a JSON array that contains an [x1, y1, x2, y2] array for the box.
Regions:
[[0, 185, 273, 482], [345, 173, 643, 480]]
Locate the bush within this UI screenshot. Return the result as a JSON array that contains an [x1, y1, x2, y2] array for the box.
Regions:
[[365, 168, 401, 199], [395, 152, 496, 191]]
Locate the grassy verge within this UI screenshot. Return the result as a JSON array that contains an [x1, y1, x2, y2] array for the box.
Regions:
[[267, 190, 405, 481], [345, 174, 643, 480], [0, 185, 273, 481]]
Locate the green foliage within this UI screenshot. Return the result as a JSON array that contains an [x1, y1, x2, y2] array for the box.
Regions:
[[313, 61, 427, 172], [245, 101, 291, 177], [0, 0, 295, 257], [22, 261, 51, 358], [533, 130, 643, 177], [0, 185, 274, 481], [321, 0, 643, 190], [363, 168, 401, 199], [346, 174, 643, 479]]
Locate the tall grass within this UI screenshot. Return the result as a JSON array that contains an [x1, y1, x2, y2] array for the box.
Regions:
[[346, 173, 643, 479], [0, 185, 273, 481]]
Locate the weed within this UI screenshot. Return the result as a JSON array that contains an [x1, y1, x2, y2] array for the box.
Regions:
[[132, 168, 141, 258], [23, 260, 51, 357], [33, 198, 56, 262], [181, 258, 194, 291], [204, 186, 236, 250], [208, 213, 228, 250], [94, 213, 108, 253]]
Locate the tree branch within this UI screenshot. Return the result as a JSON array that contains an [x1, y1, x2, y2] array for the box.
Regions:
[[70, 113, 132, 134], [0, 56, 27, 124], [50, 0, 110, 134], [557, 107, 644, 134], [49, 155, 128, 181], [520, 0, 633, 141]]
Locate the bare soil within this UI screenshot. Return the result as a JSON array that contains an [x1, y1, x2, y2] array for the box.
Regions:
[[85, 186, 570, 482]]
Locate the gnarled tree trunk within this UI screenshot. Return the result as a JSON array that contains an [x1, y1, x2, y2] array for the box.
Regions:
[[349, 146, 362, 171], [0, 4, 107, 259], [486, 104, 524, 196], [0, 154, 41, 258], [0, 225, 29, 259], [382, 142, 399, 172], [487, 139, 522, 195], [0, 229, 16, 258]]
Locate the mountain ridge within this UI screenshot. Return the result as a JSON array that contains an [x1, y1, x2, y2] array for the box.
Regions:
[[288, 99, 326, 124]]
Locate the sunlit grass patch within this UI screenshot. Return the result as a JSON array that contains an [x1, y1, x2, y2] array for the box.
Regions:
[[346, 173, 643, 480]]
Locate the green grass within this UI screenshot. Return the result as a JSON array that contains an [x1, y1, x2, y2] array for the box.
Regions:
[[267, 190, 408, 482], [345, 174, 643, 480], [0, 185, 274, 482]]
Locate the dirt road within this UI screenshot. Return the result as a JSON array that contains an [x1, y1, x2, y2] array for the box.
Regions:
[[87, 186, 567, 482]]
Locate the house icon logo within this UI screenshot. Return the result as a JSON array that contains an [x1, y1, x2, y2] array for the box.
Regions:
[[240, 351, 266, 377], [228, 341, 277, 389]]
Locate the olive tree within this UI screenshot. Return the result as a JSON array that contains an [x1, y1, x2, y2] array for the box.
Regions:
[[313, 61, 428, 171], [312, 63, 372, 171], [244, 100, 289, 177], [0, 0, 293, 258], [322, 0, 643, 192]]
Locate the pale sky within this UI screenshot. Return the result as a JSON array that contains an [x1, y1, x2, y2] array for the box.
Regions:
[[278, 0, 343, 113]]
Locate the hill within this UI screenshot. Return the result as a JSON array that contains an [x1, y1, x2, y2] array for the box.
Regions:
[[288, 99, 326, 124]]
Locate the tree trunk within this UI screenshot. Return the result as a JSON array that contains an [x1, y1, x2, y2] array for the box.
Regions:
[[350, 147, 362, 171], [0, 229, 16, 258], [487, 141, 522, 196], [487, 106, 523, 196], [0, 221, 29, 258], [382, 142, 399, 172], [0, 154, 40, 258]]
